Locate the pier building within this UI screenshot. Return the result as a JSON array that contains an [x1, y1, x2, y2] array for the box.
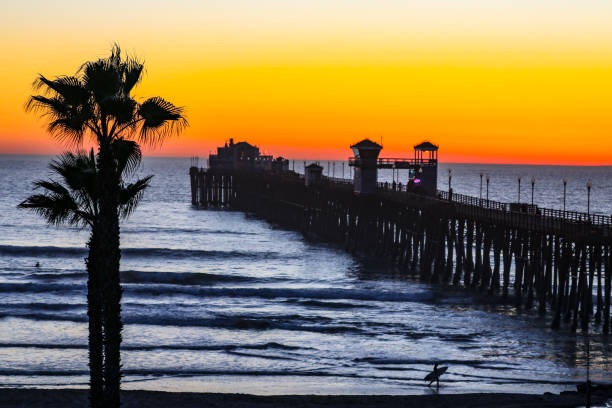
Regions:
[[305, 163, 323, 187], [208, 138, 289, 172]]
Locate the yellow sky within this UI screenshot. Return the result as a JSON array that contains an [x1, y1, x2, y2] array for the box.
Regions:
[[1, 1, 611, 163]]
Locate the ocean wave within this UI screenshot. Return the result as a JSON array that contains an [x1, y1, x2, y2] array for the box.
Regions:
[[286, 299, 369, 309], [126, 286, 433, 303], [0, 311, 366, 334], [0, 224, 257, 237], [0, 244, 291, 261], [0, 369, 89, 376], [30, 271, 88, 280], [225, 350, 298, 361], [0, 282, 83, 294], [0, 282, 432, 305], [355, 357, 491, 366], [0, 245, 86, 257], [24, 270, 265, 286], [0, 312, 86, 323], [0, 341, 304, 352], [121, 270, 261, 285], [122, 226, 258, 236], [122, 315, 365, 335], [0, 368, 348, 378], [0, 302, 82, 311]]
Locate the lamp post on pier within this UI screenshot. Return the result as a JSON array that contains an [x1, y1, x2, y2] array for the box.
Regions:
[[342, 162, 345, 179], [531, 176, 535, 206], [517, 176, 521, 203], [563, 177, 567, 212], [448, 168, 452, 191], [479, 172, 483, 200], [486, 175, 490, 204], [587, 180, 592, 217]]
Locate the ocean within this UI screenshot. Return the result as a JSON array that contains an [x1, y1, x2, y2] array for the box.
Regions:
[[0, 154, 610, 394]]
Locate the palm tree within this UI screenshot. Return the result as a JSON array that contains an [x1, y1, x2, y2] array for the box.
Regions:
[[25, 45, 186, 407], [19, 140, 151, 408]]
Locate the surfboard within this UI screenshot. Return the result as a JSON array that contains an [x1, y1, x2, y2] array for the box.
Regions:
[[424, 366, 448, 383]]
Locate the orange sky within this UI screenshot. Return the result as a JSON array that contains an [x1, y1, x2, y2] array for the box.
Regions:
[[1, 1, 611, 164]]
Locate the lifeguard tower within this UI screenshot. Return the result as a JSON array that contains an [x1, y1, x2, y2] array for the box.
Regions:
[[350, 139, 383, 194]]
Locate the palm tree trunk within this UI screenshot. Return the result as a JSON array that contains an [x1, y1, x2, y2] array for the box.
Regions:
[[86, 230, 104, 408], [98, 144, 123, 408]]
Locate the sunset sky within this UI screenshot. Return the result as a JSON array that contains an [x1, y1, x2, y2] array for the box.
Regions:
[[1, 1, 611, 164]]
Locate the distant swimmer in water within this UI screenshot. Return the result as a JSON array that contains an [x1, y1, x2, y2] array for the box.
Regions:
[[35, 262, 40, 268], [424, 362, 448, 388]]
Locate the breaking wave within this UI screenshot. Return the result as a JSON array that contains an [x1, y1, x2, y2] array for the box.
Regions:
[[0, 245, 291, 260]]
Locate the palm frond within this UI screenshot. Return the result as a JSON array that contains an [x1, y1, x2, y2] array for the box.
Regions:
[[32, 75, 89, 106], [49, 152, 84, 187], [18, 192, 90, 227], [81, 59, 122, 104], [111, 138, 142, 177], [27, 81, 94, 146], [25, 95, 70, 116], [47, 117, 88, 146], [137, 97, 188, 146], [21, 151, 99, 227], [121, 57, 144, 95], [33, 179, 72, 196], [101, 96, 137, 126], [49, 152, 97, 199], [119, 175, 153, 219]]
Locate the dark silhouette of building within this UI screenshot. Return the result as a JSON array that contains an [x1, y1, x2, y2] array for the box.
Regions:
[[305, 163, 324, 186], [350, 139, 383, 194], [413, 141, 439, 195], [208, 138, 288, 172]]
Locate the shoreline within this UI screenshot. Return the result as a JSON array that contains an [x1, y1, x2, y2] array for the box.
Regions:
[[0, 389, 609, 408]]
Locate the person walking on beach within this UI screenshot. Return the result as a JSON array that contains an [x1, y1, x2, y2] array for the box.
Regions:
[[424, 363, 448, 389]]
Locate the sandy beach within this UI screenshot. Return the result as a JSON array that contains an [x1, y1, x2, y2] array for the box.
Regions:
[[0, 389, 609, 408]]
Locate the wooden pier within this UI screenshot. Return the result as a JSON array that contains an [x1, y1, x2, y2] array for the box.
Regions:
[[189, 142, 612, 334]]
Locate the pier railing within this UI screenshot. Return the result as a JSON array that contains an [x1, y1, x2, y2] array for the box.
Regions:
[[374, 181, 611, 226], [436, 190, 612, 226], [322, 175, 353, 185], [437, 190, 507, 212], [349, 157, 436, 168]]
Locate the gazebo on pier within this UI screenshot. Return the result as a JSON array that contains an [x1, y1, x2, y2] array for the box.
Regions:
[[414, 141, 439, 163]]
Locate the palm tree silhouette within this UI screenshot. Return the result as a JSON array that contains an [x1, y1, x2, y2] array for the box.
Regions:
[[25, 45, 186, 407], [19, 140, 151, 408]]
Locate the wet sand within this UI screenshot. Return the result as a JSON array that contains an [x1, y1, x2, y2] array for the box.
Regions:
[[0, 389, 608, 408]]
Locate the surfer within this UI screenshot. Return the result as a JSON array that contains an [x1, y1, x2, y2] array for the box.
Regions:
[[424, 362, 447, 388]]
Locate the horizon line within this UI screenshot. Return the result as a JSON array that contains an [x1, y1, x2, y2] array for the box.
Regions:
[[1, 152, 610, 167]]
